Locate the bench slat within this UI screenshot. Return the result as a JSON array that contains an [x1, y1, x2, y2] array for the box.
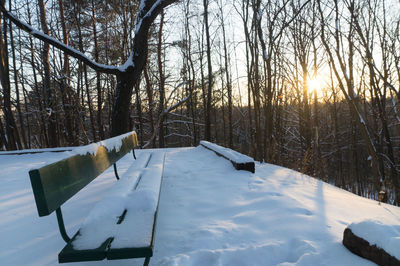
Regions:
[[108, 153, 164, 250], [29, 132, 138, 217], [107, 246, 153, 260], [59, 233, 112, 263]]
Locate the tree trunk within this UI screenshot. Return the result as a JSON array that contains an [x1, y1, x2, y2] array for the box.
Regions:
[[26, 0, 47, 147], [0, 9, 21, 150], [203, 0, 213, 141], [144, 67, 155, 147], [91, 0, 104, 140], [219, 0, 233, 148], [38, 0, 58, 147], [58, 0, 75, 146], [158, 11, 165, 147], [8, 0, 26, 148]]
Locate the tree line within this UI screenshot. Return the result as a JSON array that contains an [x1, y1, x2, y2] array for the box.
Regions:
[[0, 0, 399, 205]]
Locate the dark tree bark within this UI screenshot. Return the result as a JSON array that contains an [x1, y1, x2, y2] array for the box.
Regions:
[[91, 0, 104, 140], [110, 0, 178, 137], [144, 67, 155, 147], [0, 115, 7, 149], [0, 5, 21, 150], [26, 0, 48, 147], [218, 0, 233, 148], [8, 0, 26, 148], [158, 10, 165, 147]]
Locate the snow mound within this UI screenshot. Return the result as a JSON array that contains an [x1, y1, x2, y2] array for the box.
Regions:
[[348, 219, 400, 260]]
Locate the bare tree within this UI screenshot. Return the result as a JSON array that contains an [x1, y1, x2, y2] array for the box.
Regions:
[[0, 0, 21, 150], [1, 0, 178, 139]]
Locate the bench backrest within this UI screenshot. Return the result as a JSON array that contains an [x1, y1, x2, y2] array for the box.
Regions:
[[29, 132, 138, 217]]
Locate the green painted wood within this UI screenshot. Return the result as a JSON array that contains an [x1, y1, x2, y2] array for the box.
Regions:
[[58, 231, 112, 263], [106, 246, 153, 260], [29, 132, 138, 217]]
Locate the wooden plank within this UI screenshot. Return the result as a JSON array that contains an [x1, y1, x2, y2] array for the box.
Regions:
[[107, 153, 165, 260], [106, 246, 153, 260], [200, 142, 255, 173], [29, 132, 138, 216], [58, 232, 112, 263]]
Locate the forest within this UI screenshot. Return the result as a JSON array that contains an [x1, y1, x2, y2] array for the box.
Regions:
[[0, 0, 399, 205]]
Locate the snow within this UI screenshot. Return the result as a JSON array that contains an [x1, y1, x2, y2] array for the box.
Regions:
[[135, 0, 163, 34], [73, 151, 163, 250], [348, 220, 400, 260], [200, 140, 254, 164], [117, 52, 134, 72], [71, 170, 141, 250], [1, 146, 400, 265], [73, 131, 135, 156], [0, 147, 73, 155]]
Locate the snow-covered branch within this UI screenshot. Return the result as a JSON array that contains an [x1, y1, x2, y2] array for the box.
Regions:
[[164, 81, 190, 113], [0, 4, 120, 75], [165, 133, 193, 139], [135, 0, 178, 35]]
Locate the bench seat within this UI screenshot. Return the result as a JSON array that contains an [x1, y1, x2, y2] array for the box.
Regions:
[[59, 151, 165, 263]]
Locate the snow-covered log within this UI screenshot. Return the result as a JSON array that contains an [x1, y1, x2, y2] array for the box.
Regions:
[[343, 221, 400, 266], [200, 141, 255, 173]]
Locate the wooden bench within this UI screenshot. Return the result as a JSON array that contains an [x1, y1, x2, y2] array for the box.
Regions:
[[28, 132, 165, 266]]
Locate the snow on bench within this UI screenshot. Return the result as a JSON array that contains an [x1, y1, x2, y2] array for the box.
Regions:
[[200, 141, 255, 173], [343, 219, 400, 265], [59, 152, 165, 264], [69, 153, 153, 250]]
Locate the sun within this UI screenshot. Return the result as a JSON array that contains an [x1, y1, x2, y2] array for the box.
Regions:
[[308, 75, 326, 97], [308, 76, 322, 92]]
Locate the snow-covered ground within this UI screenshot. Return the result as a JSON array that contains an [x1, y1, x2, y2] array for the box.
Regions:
[[1, 146, 399, 265]]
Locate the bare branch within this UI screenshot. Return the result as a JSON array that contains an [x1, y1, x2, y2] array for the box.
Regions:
[[0, 4, 120, 75], [142, 82, 192, 148]]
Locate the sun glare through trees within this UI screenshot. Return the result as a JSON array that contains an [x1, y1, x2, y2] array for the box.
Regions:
[[308, 76, 324, 95]]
